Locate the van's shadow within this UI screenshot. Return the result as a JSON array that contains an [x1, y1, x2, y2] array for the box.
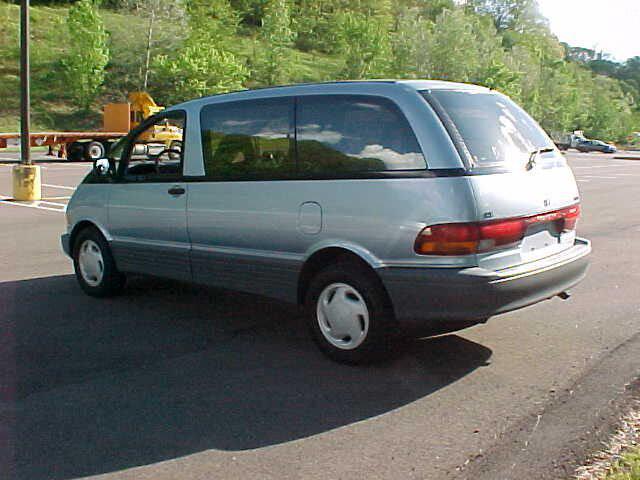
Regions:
[[1, 275, 492, 480]]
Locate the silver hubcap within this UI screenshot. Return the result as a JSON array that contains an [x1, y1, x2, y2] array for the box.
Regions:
[[316, 283, 370, 350], [88, 145, 103, 159], [78, 239, 104, 287]]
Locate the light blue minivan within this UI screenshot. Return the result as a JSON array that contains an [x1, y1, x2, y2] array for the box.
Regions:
[[62, 80, 591, 363]]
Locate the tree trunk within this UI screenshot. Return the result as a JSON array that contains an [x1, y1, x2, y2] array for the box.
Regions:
[[142, 8, 155, 91]]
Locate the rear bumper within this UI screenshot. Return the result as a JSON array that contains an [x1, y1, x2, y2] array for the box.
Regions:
[[378, 238, 591, 327]]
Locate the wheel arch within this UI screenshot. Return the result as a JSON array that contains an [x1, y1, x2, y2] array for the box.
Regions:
[[69, 219, 112, 254], [297, 245, 387, 305]]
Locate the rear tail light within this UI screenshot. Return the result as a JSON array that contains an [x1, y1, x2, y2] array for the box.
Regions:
[[414, 204, 580, 256], [559, 204, 580, 231]]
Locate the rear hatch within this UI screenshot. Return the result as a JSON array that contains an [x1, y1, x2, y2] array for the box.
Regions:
[[423, 89, 581, 271]]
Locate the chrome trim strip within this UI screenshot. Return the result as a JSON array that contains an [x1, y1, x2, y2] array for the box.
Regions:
[[111, 236, 191, 251], [190, 243, 304, 263]]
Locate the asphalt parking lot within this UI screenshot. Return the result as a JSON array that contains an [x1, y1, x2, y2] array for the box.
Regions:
[[1, 151, 639, 480]]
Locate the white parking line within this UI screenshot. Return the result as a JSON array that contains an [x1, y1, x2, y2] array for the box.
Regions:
[[45, 164, 92, 168], [0, 162, 91, 168], [572, 164, 637, 169], [573, 165, 611, 169], [0, 194, 66, 213], [38, 200, 67, 207], [42, 183, 76, 190], [578, 175, 618, 179]]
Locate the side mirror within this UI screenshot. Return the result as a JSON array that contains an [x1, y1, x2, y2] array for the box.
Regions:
[[93, 158, 111, 177]]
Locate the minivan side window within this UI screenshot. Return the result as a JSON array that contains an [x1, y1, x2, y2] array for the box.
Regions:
[[296, 95, 426, 174], [200, 98, 295, 180], [121, 111, 185, 182]]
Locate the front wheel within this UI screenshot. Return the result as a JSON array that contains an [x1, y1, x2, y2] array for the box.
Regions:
[[84, 141, 106, 161], [73, 228, 125, 297], [305, 261, 396, 364]]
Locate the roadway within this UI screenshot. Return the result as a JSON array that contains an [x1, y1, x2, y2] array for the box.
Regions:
[[0, 151, 639, 479]]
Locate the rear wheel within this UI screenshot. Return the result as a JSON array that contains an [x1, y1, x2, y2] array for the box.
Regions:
[[67, 142, 84, 162], [305, 261, 396, 364], [73, 228, 125, 297]]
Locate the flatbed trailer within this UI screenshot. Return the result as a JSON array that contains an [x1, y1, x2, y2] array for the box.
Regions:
[[0, 131, 127, 161], [0, 92, 181, 162]]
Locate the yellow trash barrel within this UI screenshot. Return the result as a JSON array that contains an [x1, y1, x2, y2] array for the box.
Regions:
[[12, 164, 42, 201]]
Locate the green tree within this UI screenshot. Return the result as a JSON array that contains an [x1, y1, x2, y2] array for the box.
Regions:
[[295, 0, 340, 52], [186, 0, 240, 44], [153, 0, 247, 103], [466, 0, 546, 33], [618, 57, 640, 110], [333, 10, 392, 79], [62, 0, 110, 110], [390, 7, 431, 78], [583, 75, 635, 142], [230, 0, 269, 26], [154, 43, 247, 103], [417, 0, 455, 20], [420, 8, 506, 84], [253, 0, 296, 85], [118, 0, 186, 90]]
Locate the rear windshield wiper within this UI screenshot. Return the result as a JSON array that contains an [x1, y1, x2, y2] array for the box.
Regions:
[[526, 147, 555, 171]]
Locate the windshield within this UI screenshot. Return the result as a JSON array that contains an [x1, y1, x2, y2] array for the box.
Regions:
[[424, 90, 556, 170]]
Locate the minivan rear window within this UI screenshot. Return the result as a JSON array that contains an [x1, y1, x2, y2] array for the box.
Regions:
[[423, 90, 555, 170]]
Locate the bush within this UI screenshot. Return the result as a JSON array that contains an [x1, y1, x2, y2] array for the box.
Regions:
[[61, 0, 109, 110]]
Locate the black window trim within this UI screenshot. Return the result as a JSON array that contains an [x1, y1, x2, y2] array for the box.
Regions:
[[115, 109, 188, 184], [420, 90, 475, 171], [197, 93, 449, 182]]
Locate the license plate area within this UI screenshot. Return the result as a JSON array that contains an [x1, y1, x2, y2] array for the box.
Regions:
[[521, 222, 568, 262]]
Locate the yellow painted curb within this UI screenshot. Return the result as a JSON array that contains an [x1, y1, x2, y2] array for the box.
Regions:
[[12, 164, 42, 201]]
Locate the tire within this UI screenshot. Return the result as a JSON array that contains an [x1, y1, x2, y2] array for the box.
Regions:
[[67, 142, 84, 162], [84, 141, 106, 162], [305, 260, 397, 364], [72, 227, 125, 297]]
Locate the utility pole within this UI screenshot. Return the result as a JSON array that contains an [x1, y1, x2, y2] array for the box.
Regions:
[[13, 0, 41, 201], [20, 0, 30, 165]]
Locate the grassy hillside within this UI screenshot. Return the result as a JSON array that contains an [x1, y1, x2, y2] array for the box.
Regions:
[[0, 1, 341, 132], [2, 1, 635, 141]]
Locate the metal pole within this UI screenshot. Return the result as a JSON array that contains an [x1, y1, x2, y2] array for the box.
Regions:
[[20, 0, 31, 165]]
